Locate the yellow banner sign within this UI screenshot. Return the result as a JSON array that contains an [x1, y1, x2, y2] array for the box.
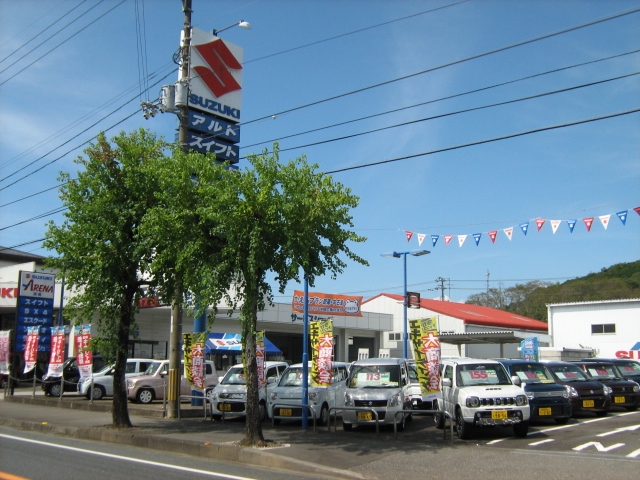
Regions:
[[310, 319, 333, 387], [409, 317, 441, 400]]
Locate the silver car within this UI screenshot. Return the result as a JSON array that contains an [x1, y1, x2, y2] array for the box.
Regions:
[[78, 358, 154, 399], [342, 357, 414, 431], [208, 361, 288, 421]]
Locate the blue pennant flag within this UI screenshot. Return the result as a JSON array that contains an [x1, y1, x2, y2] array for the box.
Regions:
[[473, 233, 482, 246], [519, 222, 529, 235], [431, 235, 439, 247], [616, 210, 627, 225], [566, 219, 576, 233]]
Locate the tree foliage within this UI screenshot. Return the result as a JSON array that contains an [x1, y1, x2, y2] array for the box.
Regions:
[[466, 260, 640, 321]]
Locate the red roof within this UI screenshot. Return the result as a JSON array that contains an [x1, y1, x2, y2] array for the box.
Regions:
[[363, 293, 548, 332]]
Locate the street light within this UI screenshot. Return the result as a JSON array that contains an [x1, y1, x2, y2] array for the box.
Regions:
[[213, 20, 251, 36], [381, 249, 430, 359]]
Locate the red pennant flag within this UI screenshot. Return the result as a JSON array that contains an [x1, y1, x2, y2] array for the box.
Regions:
[[405, 231, 413, 242], [535, 218, 546, 232], [583, 217, 594, 231], [444, 235, 453, 246], [634, 206, 640, 216], [488, 230, 497, 243]]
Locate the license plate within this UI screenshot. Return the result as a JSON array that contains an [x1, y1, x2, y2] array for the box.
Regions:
[[279, 408, 292, 416], [357, 411, 373, 421], [583, 400, 594, 408], [219, 403, 231, 412], [491, 410, 508, 420], [614, 396, 626, 404], [538, 407, 552, 416]]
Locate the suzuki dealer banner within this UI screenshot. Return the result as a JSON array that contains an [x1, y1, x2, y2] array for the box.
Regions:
[[292, 290, 363, 317], [16, 271, 56, 352]]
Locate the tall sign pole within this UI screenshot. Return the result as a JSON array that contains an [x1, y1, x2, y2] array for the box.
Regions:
[[167, 0, 192, 419]]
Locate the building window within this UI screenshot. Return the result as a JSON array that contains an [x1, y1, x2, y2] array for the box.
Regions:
[[388, 332, 401, 341], [591, 323, 616, 334]]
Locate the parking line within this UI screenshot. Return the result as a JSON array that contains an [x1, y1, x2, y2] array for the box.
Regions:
[[528, 439, 554, 446], [486, 439, 506, 444], [627, 448, 640, 458]]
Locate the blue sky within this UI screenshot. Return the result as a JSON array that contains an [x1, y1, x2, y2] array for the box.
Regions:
[[1, 0, 639, 305]]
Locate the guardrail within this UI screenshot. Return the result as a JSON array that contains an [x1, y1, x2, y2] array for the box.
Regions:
[[392, 409, 454, 444], [327, 406, 380, 435], [178, 394, 213, 420], [271, 403, 317, 432]]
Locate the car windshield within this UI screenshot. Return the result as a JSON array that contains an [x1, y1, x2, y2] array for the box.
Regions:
[[144, 361, 163, 375], [221, 367, 246, 385], [94, 364, 113, 376], [511, 364, 556, 384], [348, 364, 401, 388], [278, 367, 309, 387], [457, 363, 511, 386], [616, 362, 640, 374], [584, 364, 619, 380], [547, 365, 590, 382]]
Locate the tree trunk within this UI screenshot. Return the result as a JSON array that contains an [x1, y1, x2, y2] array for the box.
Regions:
[[112, 290, 133, 428]]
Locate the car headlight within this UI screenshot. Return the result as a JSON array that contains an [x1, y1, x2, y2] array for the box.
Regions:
[[344, 393, 353, 406], [526, 392, 534, 400], [565, 385, 579, 398], [515, 394, 528, 406], [633, 383, 640, 393], [604, 385, 612, 395], [466, 396, 480, 408], [209, 391, 218, 400], [308, 391, 319, 402], [269, 392, 277, 402], [388, 393, 402, 407], [126, 380, 134, 388]]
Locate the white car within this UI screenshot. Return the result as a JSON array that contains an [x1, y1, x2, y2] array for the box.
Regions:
[[268, 362, 350, 425], [435, 358, 530, 439], [342, 357, 414, 431], [208, 361, 288, 421], [78, 358, 154, 400]]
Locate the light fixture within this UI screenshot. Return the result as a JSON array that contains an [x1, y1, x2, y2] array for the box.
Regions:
[[213, 20, 251, 36]]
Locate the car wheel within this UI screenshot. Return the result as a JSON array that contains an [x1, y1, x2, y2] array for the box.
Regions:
[[91, 385, 106, 400], [397, 413, 406, 432], [136, 388, 154, 404], [433, 401, 446, 429], [49, 383, 62, 398], [0, 378, 6, 389], [513, 420, 529, 438], [273, 418, 281, 425], [455, 408, 472, 439], [595, 410, 608, 417], [259, 402, 267, 422], [626, 406, 638, 412], [212, 414, 222, 421], [555, 416, 570, 425], [318, 404, 329, 426], [342, 421, 353, 431]]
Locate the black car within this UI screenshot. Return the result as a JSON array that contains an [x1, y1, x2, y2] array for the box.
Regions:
[[544, 361, 611, 417], [571, 361, 640, 411], [497, 359, 571, 424], [580, 358, 640, 384], [41, 356, 106, 397]]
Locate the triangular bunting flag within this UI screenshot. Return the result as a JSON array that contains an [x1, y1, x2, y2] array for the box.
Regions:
[[634, 206, 640, 216], [488, 230, 497, 243], [616, 210, 627, 225], [417, 233, 426, 246], [519, 222, 529, 235], [599, 214, 611, 230], [503, 227, 513, 241], [444, 235, 453, 246], [551, 220, 561, 234], [535, 218, 545, 232], [431, 235, 439, 247], [473, 233, 482, 246], [405, 231, 413, 242], [458, 235, 467, 247], [583, 217, 594, 232], [567, 219, 576, 233]]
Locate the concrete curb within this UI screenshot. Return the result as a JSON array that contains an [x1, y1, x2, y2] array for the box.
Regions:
[[0, 398, 366, 480]]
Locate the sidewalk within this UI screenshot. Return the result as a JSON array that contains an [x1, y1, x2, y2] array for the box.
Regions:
[[0, 389, 453, 479]]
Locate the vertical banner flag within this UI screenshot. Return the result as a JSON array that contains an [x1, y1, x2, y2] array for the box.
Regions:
[[74, 325, 93, 381], [409, 317, 441, 402], [47, 326, 66, 378], [184, 333, 206, 390], [309, 319, 333, 387], [23, 326, 39, 373], [0, 330, 10, 376], [256, 331, 266, 389], [521, 337, 539, 362]]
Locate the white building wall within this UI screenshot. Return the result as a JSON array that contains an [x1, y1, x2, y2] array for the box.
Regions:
[[548, 299, 640, 358]]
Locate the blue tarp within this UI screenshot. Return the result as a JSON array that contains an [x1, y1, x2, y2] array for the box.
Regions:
[[205, 333, 282, 355]]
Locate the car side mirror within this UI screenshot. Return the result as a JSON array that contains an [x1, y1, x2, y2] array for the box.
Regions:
[[442, 378, 452, 387], [511, 375, 522, 386], [267, 377, 276, 384], [218, 376, 223, 383]]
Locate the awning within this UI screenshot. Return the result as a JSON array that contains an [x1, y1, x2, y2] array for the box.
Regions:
[[205, 333, 282, 355]]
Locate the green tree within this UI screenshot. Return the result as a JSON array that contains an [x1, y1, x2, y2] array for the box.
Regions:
[[204, 145, 368, 446], [43, 129, 166, 428]]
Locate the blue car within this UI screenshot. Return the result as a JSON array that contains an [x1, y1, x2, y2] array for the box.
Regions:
[[497, 359, 572, 424]]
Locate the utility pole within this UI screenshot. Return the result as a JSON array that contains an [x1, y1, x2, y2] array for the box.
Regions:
[[486, 270, 490, 295], [435, 277, 446, 301], [167, 0, 192, 420]]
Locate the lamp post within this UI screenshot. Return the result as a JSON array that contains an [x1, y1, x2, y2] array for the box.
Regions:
[[381, 250, 430, 359], [213, 20, 251, 36]]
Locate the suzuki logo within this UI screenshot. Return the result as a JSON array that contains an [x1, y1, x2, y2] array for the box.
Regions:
[[193, 39, 242, 98]]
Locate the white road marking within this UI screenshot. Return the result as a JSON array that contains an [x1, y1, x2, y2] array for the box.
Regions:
[[0, 433, 256, 480], [596, 424, 640, 437], [486, 439, 506, 444], [528, 439, 554, 446], [572, 441, 625, 453], [627, 448, 640, 458]]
